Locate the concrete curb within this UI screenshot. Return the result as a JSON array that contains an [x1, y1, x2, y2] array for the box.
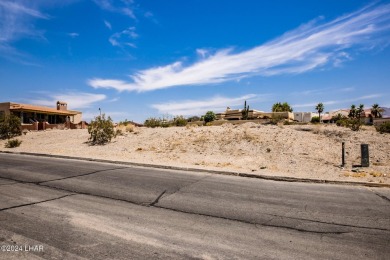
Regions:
[[1, 151, 389, 188]]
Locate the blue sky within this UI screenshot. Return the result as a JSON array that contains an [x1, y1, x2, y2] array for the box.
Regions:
[[1, 0, 390, 122]]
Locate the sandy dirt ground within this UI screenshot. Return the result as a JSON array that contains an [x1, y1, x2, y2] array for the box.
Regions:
[[1, 123, 389, 184]]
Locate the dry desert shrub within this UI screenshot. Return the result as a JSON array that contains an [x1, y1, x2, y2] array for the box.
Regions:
[[242, 128, 256, 142], [294, 126, 313, 132], [5, 139, 22, 148], [186, 124, 198, 129]]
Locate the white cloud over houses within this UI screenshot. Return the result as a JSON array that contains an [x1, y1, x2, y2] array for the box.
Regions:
[[30, 92, 107, 110], [89, 3, 390, 92], [292, 94, 382, 109], [151, 94, 258, 116]]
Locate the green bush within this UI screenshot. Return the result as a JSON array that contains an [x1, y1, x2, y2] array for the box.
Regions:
[[174, 116, 187, 126], [0, 114, 22, 140], [336, 118, 349, 127], [335, 118, 362, 131], [203, 111, 216, 123], [376, 122, 390, 134], [88, 114, 115, 145], [144, 117, 162, 128], [118, 119, 131, 126], [5, 139, 22, 148], [187, 116, 200, 122], [349, 118, 362, 131], [311, 116, 320, 124], [268, 115, 283, 125]]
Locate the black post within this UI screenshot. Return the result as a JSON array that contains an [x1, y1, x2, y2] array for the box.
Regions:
[[341, 142, 345, 167], [361, 144, 369, 167]]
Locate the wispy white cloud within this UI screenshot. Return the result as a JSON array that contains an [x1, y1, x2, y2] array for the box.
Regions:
[[93, 0, 136, 19], [293, 86, 355, 96], [293, 94, 381, 108], [144, 11, 153, 18], [0, 0, 49, 63], [30, 92, 107, 110], [89, 3, 390, 92], [0, 1, 48, 43], [82, 111, 127, 122], [196, 48, 209, 59], [108, 26, 138, 47], [151, 94, 258, 116], [104, 20, 112, 30], [67, 32, 79, 38], [0, 1, 49, 20]]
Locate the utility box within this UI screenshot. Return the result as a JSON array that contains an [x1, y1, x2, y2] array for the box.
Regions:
[[361, 144, 369, 167]]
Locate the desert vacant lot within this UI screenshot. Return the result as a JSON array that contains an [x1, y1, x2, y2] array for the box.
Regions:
[[1, 123, 389, 184]]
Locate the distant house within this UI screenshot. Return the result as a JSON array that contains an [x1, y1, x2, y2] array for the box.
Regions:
[[321, 109, 350, 123], [321, 108, 389, 124], [0, 101, 86, 131], [293, 112, 319, 123], [216, 107, 294, 121], [373, 107, 390, 125]]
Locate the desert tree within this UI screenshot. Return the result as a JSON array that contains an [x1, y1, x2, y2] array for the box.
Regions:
[[272, 102, 293, 112], [348, 104, 357, 118], [357, 104, 364, 120], [0, 113, 22, 140], [315, 103, 324, 123], [203, 111, 216, 123]]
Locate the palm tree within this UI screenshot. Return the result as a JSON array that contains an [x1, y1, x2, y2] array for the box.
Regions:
[[315, 103, 324, 123], [371, 103, 383, 118]]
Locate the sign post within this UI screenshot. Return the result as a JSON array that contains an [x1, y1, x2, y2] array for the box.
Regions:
[[361, 144, 369, 167]]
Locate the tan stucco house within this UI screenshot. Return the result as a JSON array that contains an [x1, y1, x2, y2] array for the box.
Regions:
[[0, 101, 86, 130]]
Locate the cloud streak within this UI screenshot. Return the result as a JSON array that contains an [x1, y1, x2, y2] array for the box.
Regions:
[[93, 0, 136, 19], [30, 92, 107, 110], [292, 94, 382, 108], [109, 27, 138, 47], [0, 1, 49, 43], [89, 3, 390, 92], [0, 0, 49, 63], [151, 94, 258, 116]]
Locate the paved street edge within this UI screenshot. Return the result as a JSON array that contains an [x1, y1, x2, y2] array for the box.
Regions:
[[1, 151, 389, 188]]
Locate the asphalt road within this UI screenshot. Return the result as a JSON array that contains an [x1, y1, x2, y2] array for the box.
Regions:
[[0, 153, 389, 259]]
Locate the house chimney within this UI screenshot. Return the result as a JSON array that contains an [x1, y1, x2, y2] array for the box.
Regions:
[[56, 101, 68, 111]]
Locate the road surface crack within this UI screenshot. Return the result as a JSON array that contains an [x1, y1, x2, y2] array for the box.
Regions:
[[152, 204, 351, 235], [1, 176, 388, 234], [371, 191, 390, 203], [159, 175, 210, 202], [149, 190, 167, 206], [152, 204, 390, 233], [0, 194, 76, 212], [37, 167, 129, 184], [254, 224, 348, 235]]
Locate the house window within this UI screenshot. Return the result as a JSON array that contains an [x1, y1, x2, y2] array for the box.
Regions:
[[0, 111, 4, 120]]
